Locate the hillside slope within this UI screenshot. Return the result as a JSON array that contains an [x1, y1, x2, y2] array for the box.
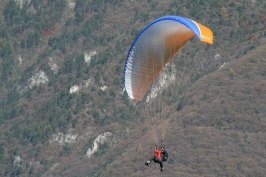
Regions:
[[0, 0, 266, 176], [46, 44, 266, 177]]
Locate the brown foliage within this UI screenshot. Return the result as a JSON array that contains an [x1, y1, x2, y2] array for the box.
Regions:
[[41, 24, 57, 38]]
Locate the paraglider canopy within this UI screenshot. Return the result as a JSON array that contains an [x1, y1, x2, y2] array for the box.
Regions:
[[124, 16, 213, 101]]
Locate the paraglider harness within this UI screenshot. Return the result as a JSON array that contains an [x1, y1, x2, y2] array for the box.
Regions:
[[160, 140, 168, 162], [145, 140, 168, 171]]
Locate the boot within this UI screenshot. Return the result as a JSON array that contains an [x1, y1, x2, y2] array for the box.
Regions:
[[161, 167, 164, 172], [145, 161, 150, 166]]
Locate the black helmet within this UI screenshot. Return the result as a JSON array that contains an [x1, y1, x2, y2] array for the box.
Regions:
[[161, 146, 165, 149]]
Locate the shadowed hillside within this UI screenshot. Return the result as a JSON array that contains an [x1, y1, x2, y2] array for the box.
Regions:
[[0, 0, 266, 176]]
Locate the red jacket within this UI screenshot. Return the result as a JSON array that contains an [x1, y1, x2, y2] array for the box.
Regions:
[[154, 149, 161, 158]]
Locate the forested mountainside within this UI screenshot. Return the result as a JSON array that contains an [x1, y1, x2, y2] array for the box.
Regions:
[[0, 0, 266, 176]]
